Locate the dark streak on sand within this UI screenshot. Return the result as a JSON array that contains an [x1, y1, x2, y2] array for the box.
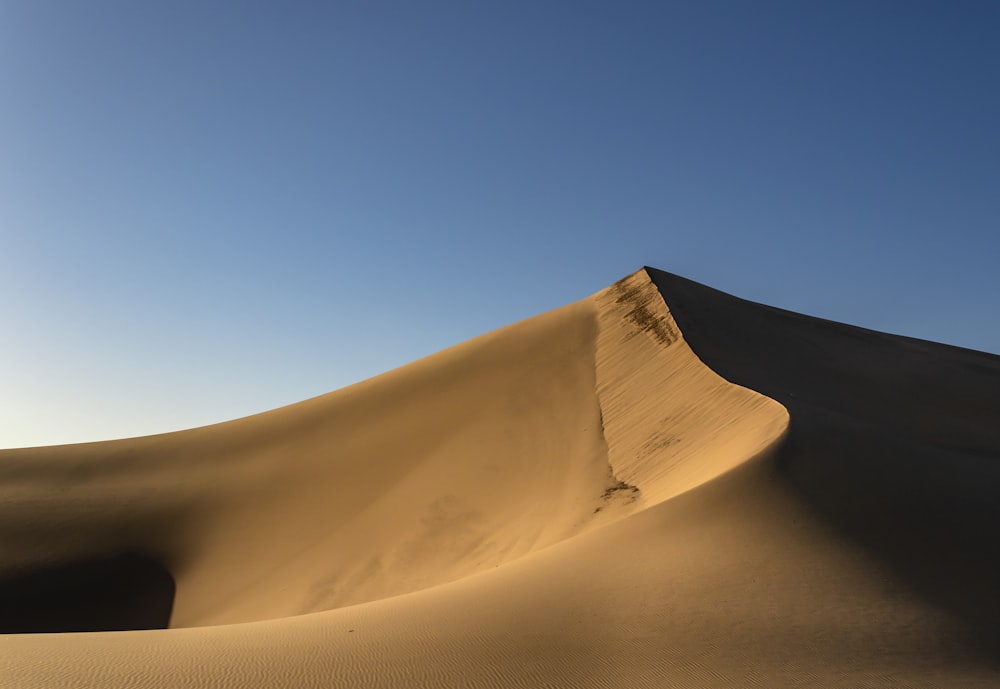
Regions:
[[610, 275, 679, 347]]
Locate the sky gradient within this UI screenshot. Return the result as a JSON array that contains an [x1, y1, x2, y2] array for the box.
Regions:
[[2, 1, 998, 448]]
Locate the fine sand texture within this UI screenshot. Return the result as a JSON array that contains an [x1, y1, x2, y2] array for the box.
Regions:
[[1, 268, 998, 687]]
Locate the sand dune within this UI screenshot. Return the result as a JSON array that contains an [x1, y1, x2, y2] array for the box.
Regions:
[[2, 268, 998, 687]]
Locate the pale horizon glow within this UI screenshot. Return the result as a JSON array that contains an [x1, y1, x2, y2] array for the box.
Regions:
[[1, 2, 998, 448]]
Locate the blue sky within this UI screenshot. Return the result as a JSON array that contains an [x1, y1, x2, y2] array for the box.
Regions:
[[2, 1, 998, 448]]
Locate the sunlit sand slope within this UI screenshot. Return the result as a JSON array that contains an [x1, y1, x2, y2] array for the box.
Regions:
[[0, 269, 781, 631], [595, 270, 785, 505], [2, 268, 998, 687]]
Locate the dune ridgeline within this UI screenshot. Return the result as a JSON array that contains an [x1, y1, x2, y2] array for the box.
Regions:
[[2, 267, 998, 688]]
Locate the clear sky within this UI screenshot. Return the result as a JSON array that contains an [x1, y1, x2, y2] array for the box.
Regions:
[[2, 2, 998, 449]]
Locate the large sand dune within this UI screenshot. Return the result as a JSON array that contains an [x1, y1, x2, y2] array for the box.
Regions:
[[1, 268, 998, 687]]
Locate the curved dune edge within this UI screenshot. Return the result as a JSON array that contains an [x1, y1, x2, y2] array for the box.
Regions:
[[594, 270, 787, 507], [0, 269, 786, 632], [4, 268, 998, 687]]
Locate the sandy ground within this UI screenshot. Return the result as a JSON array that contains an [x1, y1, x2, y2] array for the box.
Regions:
[[1, 268, 998, 687]]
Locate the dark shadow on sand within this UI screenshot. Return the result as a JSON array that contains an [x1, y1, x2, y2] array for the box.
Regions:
[[647, 267, 1000, 663], [0, 550, 174, 633]]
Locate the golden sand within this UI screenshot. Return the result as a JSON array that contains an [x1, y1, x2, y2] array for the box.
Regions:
[[2, 268, 997, 687]]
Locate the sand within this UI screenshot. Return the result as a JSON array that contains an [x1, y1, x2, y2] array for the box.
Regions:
[[1, 267, 998, 687]]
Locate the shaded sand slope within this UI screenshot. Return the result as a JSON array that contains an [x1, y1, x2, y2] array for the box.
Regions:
[[646, 267, 1000, 659], [3, 268, 998, 687]]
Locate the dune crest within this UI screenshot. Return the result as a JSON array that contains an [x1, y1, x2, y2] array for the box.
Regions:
[[595, 270, 787, 506]]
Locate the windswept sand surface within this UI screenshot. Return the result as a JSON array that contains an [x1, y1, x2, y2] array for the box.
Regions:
[[2, 268, 998, 687]]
